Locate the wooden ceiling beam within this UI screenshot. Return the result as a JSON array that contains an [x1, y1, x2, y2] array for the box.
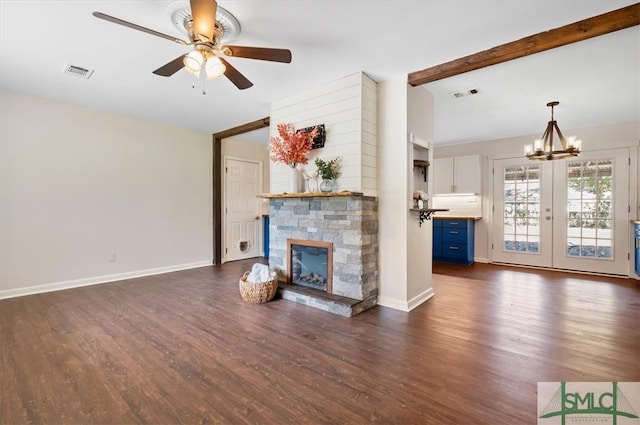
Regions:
[[213, 116, 270, 140], [408, 3, 640, 86]]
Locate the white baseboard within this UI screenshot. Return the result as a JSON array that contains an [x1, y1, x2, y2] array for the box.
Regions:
[[377, 287, 435, 312], [0, 261, 212, 300], [407, 287, 435, 311], [475, 257, 489, 263], [377, 296, 410, 311]]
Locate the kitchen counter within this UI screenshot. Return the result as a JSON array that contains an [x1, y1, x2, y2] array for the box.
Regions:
[[631, 220, 640, 224], [434, 215, 482, 220]]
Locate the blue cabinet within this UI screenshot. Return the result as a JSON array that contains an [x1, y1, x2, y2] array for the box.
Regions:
[[635, 223, 640, 276], [433, 221, 442, 258], [433, 219, 475, 265], [263, 216, 270, 258]]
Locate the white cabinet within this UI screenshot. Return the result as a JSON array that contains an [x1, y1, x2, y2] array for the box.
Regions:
[[433, 154, 481, 194], [433, 157, 454, 194]]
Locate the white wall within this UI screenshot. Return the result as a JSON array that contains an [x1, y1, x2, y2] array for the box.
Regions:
[[377, 78, 436, 311], [269, 72, 377, 196], [222, 136, 270, 208], [433, 121, 639, 263], [377, 75, 409, 308], [360, 75, 378, 194], [406, 85, 435, 306], [0, 90, 212, 298]]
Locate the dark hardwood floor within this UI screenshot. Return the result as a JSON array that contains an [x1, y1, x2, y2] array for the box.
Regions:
[[2, 260, 638, 424]]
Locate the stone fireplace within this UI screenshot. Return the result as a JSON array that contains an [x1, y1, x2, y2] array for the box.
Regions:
[[263, 193, 378, 317]]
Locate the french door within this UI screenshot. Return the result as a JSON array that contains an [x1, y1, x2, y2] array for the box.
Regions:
[[492, 149, 629, 275]]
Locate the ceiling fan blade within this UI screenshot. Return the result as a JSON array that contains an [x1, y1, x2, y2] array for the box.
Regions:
[[219, 58, 253, 90], [190, 0, 218, 41], [93, 12, 188, 45], [222, 45, 292, 63], [153, 55, 186, 77]]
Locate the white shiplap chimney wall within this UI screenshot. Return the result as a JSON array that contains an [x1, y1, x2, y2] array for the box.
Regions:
[[269, 72, 377, 196]]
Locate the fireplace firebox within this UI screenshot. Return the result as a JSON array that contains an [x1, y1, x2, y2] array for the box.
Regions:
[[287, 239, 333, 294]]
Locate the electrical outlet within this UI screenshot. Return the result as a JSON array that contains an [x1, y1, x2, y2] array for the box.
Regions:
[[109, 252, 117, 263]]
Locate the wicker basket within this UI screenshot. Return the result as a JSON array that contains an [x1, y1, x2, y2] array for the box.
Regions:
[[239, 271, 278, 304]]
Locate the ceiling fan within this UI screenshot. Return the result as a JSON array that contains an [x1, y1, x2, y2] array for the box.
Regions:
[[93, 0, 292, 90]]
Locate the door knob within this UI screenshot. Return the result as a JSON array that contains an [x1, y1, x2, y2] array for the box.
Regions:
[[255, 216, 260, 220], [545, 216, 551, 220]]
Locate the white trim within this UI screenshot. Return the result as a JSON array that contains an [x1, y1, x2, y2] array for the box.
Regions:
[[377, 296, 410, 312], [0, 261, 211, 300], [407, 288, 435, 311], [629, 144, 638, 279], [409, 133, 431, 150], [487, 153, 495, 263], [474, 257, 489, 264], [377, 288, 435, 312]]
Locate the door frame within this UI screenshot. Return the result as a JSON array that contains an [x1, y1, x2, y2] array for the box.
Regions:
[[212, 117, 270, 265], [630, 145, 639, 279], [223, 155, 263, 263]]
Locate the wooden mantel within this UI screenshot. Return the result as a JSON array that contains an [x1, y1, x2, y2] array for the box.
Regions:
[[258, 191, 364, 199]]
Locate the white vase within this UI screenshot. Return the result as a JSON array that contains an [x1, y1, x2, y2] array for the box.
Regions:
[[289, 166, 302, 193]]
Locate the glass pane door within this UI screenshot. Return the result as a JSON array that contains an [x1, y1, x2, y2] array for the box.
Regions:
[[503, 165, 541, 254], [492, 158, 553, 267], [566, 160, 613, 259], [553, 149, 629, 274]]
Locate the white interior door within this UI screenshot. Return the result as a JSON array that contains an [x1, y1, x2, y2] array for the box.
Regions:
[[492, 149, 629, 275], [225, 158, 262, 262]]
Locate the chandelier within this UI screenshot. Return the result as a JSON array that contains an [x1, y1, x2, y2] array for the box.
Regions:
[[524, 101, 582, 161]]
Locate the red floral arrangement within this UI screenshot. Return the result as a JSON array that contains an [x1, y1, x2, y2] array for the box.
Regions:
[[269, 123, 319, 168]]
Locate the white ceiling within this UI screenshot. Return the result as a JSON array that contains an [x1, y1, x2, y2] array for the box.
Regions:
[[1, 1, 638, 146]]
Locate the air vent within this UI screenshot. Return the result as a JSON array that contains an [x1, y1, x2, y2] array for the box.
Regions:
[[450, 88, 480, 98], [63, 64, 94, 80]]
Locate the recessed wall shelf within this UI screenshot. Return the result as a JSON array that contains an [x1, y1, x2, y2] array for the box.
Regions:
[[413, 159, 430, 182]]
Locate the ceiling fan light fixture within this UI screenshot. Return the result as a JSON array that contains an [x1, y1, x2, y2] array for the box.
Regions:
[[184, 50, 204, 75], [524, 101, 582, 161], [93, 2, 290, 90], [167, 1, 241, 44], [205, 55, 226, 79]]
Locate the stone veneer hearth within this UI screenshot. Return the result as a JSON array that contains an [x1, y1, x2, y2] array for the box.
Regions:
[[266, 193, 378, 317]]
